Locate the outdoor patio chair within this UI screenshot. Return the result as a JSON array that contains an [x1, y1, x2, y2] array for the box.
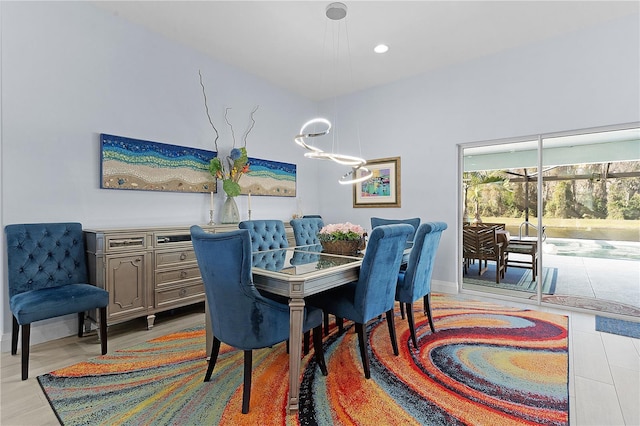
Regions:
[[462, 224, 505, 283]]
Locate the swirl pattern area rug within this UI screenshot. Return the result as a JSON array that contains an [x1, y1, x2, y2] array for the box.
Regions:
[[38, 295, 569, 426]]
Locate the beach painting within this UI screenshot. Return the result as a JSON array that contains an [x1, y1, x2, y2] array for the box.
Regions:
[[241, 157, 296, 197], [100, 134, 216, 193]]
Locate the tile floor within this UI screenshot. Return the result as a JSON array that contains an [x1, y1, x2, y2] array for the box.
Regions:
[[1, 296, 639, 425]]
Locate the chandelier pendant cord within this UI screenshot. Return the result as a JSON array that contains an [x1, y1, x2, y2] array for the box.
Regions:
[[293, 2, 372, 184]]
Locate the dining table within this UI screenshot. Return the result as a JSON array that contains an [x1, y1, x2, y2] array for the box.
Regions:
[[204, 243, 411, 414], [252, 244, 363, 413]]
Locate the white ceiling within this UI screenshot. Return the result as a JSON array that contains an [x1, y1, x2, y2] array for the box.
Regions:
[[92, 1, 639, 101]]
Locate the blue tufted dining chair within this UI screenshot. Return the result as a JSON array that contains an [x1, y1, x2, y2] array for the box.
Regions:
[[239, 219, 289, 251], [395, 222, 447, 349], [306, 224, 413, 379], [371, 216, 422, 319], [190, 226, 327, 414], [290, 217, 324, 246], [370, 216, 421, 243], [5, 222, 109, 380]]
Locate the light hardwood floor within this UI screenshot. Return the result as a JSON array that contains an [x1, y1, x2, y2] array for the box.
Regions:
[[1, 298, 639, 425]]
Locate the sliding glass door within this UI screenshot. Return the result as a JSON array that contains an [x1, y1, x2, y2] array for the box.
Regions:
[[460, 123, 640, 317], [540, 126, 640, 316], [461, 139, 542, 301]]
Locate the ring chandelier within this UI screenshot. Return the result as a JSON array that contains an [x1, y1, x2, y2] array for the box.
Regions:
[[294, 118, 373, 184]]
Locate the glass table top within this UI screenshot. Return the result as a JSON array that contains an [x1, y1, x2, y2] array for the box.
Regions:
[[251, 245, 362, 276]]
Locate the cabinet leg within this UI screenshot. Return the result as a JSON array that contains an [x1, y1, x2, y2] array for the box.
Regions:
[[147, 314, 156, 330]]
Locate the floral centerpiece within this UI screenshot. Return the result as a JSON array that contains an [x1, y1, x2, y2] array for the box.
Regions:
[[318, 222, 367, 255]]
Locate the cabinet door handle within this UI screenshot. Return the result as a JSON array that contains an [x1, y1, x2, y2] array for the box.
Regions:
[[179, 288, 187, 297], [180, 270, 188, 279], [180, 253, 187, 261]]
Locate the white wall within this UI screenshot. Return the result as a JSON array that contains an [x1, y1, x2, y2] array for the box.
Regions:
[[0, 1, 319, 348], [313, 11, 640, 288], [1, 2, 638, 349]]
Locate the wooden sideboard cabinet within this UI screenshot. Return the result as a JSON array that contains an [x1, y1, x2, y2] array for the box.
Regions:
[[84, 223, 294, 329]]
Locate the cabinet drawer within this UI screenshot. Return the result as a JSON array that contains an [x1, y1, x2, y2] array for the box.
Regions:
[[155, 267, 202, 287], [105, 233, 148, 252], [155, 282, 205, 308], [155, 249, 197, 268]]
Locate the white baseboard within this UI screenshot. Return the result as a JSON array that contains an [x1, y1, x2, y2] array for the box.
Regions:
[[432, 279, 458, 295]]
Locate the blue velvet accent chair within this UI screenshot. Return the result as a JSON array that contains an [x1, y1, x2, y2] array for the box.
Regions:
[[5, 222, 109, 380], [290, 217, 324, 246], [306, 224, 413, 379], [396, 222, 448, 348], [190, 226, 327, 413], [238, 219, 316, 350], [370, 216, 421, 243]]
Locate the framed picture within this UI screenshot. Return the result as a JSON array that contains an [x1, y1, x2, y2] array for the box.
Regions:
[[353, 156, 401, 208]]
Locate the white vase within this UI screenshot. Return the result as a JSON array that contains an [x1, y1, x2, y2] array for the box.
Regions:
[[221, 196, 240, 224]]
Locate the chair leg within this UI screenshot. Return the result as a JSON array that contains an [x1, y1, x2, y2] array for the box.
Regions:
[[323, 312, 330, 336], [385, 309, 399, 356], [406, 303, 418, 349], [355, 323, 371, 379], [313, 325, 328, 376], [399, 302, 405, 319], [242, 350, 252, 414], [336, 317, 344, 333], [99, 307, 108, 355], [21, 323, 31, 380], [424, 294, 436, 333], [204, 337, 221, 382], [303, 331, 310, 355], [77, 312, 84, 337], [11, 316, 19, 355]]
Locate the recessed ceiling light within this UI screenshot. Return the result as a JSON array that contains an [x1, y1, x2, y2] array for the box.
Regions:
[[374, 44, 389, 54]]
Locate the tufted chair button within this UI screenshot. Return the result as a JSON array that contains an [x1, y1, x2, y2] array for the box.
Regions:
[[56, 241, 61, 246], [39, 266, 43, 271]]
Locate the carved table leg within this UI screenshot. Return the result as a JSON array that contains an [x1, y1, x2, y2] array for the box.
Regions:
[[287, 297, 305, 414]]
